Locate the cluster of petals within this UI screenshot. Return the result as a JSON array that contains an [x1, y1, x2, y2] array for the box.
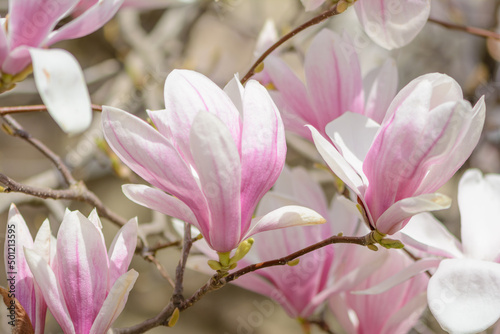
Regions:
[[301, 0, 431, 50], [102, 69, 325, 254], [184, 166, 427, 332], [0, 0, 123, 76], [309, 73, 485, 235], [399, 169, 500, 333], [5, 204, 138, 334], [265, 28, 398, 141]]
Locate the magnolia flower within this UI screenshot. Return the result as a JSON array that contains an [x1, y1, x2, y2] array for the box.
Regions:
[[0, 0, 123, 133], [399, 169, 500, 333], [4, 204, 54, 334], [329, 249, 428, 334], [73, 0, 196, 15], [300, 0, 431, 50], [23, 209, 138, 334], [184, 167, 387, 318], [265, 29, 397, 141], [0, 0, 123, 78], [309, 73, 485, 236], [102, 70, 325, 256]]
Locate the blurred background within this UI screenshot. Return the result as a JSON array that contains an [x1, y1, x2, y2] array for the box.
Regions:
[[1, 0, 500, 332]]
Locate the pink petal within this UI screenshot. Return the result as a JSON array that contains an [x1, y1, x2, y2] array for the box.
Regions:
[[376, 193, 451, 235], [428, 259, 500, 333], [458, 169, 500, 261], [90, 270, 138, 334], [0, 22, 8, 66], [239, 80, 286, 231], [24, 248, 75, 334], [304, 29, 364, 128], [363, 58, 398, 124], [8, 0, 77, 49], [381, 292, 428, 334], [265, 56, 313, 139], [102, 106, 209, 225], [149, 69, 241, 165], [400, 213, 463, 259], [244, 205, 325, 239], [47, 0, 124, 46], [354, 0, 431, 49], [355, 258, 440, 295], [121, 184, 202, 233], [189, 111, 241, 252], [56, 211, 109, 334], [4, 204, 36, 327], [108, 218, 138, 290]]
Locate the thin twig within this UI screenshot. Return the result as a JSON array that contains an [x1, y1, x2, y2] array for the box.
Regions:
[[145, 254, 176, 288], [0, 104, 103, 115], [240, 2, 346, 84], [2, 115, 77, 186], [428, 17, 500, 41], [172, 223, 193, 305], [0, 173, 128, 227]]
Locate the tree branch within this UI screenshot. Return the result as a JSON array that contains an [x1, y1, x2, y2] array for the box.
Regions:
[[240, 2, 348, 85], [428, 17, 500, 40], [0, 104, 103, 115]]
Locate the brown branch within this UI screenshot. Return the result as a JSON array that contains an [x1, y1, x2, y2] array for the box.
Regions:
[[0, 173, 128, 227], [0, 104, 103, 115], [172, 223, 193, 305], [145, 254, 176, 288], [112, 233, 372, 334], [240, 2, 347, 84], [2, 115, 77, 186], [428, 17, 500, 41]]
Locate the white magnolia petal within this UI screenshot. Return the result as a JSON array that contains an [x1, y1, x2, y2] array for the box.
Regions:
[[29, 48, 91, 133], [376, 193, 451, 235], [244, 205, 326, 239], [400, 213, 463, 259], [355, 258, 440, 295], [325, 112, 380, 180], [428, 259, 500, 334], [90, 270, 139, 334], [458, 169, 500, 261], [108, 218, 138, 290], [308, 125, 365, 196]]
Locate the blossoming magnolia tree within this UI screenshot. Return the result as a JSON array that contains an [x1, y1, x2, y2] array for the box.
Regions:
[[0, 0, 499, 333]]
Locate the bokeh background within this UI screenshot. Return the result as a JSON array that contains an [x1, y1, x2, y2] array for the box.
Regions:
[[1, 0, 500, 332]]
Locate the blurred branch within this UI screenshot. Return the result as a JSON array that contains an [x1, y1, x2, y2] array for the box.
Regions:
[[428, 17, 500, 40], [2, 115, 77, 186], [0, 104, 103, 116], [172, 223, 193, 305], [240, 1, 348, 85], [0, 172, 128, 227]]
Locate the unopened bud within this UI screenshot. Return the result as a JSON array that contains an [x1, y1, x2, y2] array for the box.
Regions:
[[229, 238, 254, 266], [287, 258, 300, 266], [168, 308, 180, 327]]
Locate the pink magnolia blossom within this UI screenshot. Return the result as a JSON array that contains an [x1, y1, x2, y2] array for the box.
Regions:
[[102, 70, 325, 254], [23, 209, 138, 334], [184, 167, 388, 318], [265, 29, 397, 141], [309, 73, 485, 235], [4, 204, 54, 334], [300, 0, 430, 50], [399, 169, 500, 333], [0, 0, 123, 77], [329, 249, 428, 334]]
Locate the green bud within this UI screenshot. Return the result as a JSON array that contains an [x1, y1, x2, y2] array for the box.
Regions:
[[379, 238, 405, 249], [255, 62, 265, 73], [207, 260, 222, 271], [367, 244, 378, 251], [167, 308, 180, 327], [218, 251, 231, 268], [287, 259, 300, 266], [228, 238, 254, 266]]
